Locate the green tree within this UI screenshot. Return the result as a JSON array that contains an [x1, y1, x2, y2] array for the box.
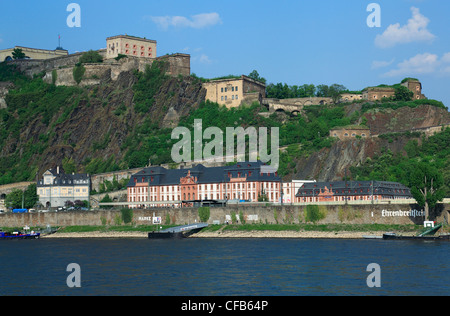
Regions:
[[5, 189, 23, 209], [329, 84, 347, 104], [248, 70, 266, 84], [24, 183, 39, 209], [5, 184, 38, 209], [79, 50, 103, 64], [316, 84, 330, 97], [394, 85, 414, 101], [12, 48, 27, 60], [408, 162, 445, 220], [198, 207, 210, 222]]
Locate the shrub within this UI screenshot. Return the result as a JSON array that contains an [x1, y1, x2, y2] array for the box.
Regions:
[[73, 64, 86, 84], [120, 208, 133, 224], [198, 207, 210, 223], [305, 205, 326, 223], [52, 69, 57, 85], [100, 194, 112, 209], [79, 50, 103, 64]]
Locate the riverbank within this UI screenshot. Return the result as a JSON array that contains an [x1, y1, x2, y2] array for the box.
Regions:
[[38, 223, 441, 239], [43, 231, 148, 238], [192, 230, 384, 239], [42, 230, 380, 239]]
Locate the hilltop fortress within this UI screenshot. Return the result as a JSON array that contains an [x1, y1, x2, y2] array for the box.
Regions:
[[0, 34, 429, 112], [1, 35, 190, 86]]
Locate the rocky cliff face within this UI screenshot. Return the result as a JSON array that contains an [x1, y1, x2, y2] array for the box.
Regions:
[[291, 136, 412, 181], [288, 104, 450, 182], [365, 104, 450, 135], [0, 69, 205, 178]]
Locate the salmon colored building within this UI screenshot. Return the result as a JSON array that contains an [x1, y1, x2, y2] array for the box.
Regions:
[[127, 161, 284, 208]]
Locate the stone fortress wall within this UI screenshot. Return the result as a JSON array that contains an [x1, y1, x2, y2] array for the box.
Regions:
[[4, 34, 191, 89]]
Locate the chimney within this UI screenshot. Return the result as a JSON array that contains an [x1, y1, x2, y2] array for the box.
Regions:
[[57, 166, 60, 174]]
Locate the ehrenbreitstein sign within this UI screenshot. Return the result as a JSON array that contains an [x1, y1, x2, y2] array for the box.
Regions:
[[381, 209, 425, 217]]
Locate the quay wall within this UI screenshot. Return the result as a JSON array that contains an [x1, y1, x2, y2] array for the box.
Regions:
[[0, 204, 448, 228]]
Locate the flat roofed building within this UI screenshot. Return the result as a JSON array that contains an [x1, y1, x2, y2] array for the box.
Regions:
[[0, 46, 68, 62], [106, 35, 157, 60], [362, 86, 396, 101], [203, 75, 266, 108], [36, 167, 91, 208]]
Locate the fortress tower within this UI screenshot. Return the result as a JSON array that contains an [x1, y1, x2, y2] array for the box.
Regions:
[[106, 35, 157, 60]]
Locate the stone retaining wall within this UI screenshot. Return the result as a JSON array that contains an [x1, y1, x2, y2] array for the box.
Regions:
[[1, 204, 448, 228]]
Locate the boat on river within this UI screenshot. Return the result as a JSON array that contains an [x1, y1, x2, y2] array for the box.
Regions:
[[0, 231, 40, 240], [382, 223, 450, 241]]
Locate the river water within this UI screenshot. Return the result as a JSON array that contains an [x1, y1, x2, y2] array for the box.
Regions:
[[0, 238, 448, 296]]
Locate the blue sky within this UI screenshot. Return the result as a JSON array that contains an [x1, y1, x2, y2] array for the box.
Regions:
[[1, 0, 449, 107]]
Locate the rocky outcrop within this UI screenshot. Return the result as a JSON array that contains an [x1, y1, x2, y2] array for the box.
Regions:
[[365, 104, 450, 135], [0, 82, 13, 109], [0, 66, 205, 177]]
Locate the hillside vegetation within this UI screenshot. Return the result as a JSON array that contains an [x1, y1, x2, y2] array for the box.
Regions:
[[0, 62, 449, 198]]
